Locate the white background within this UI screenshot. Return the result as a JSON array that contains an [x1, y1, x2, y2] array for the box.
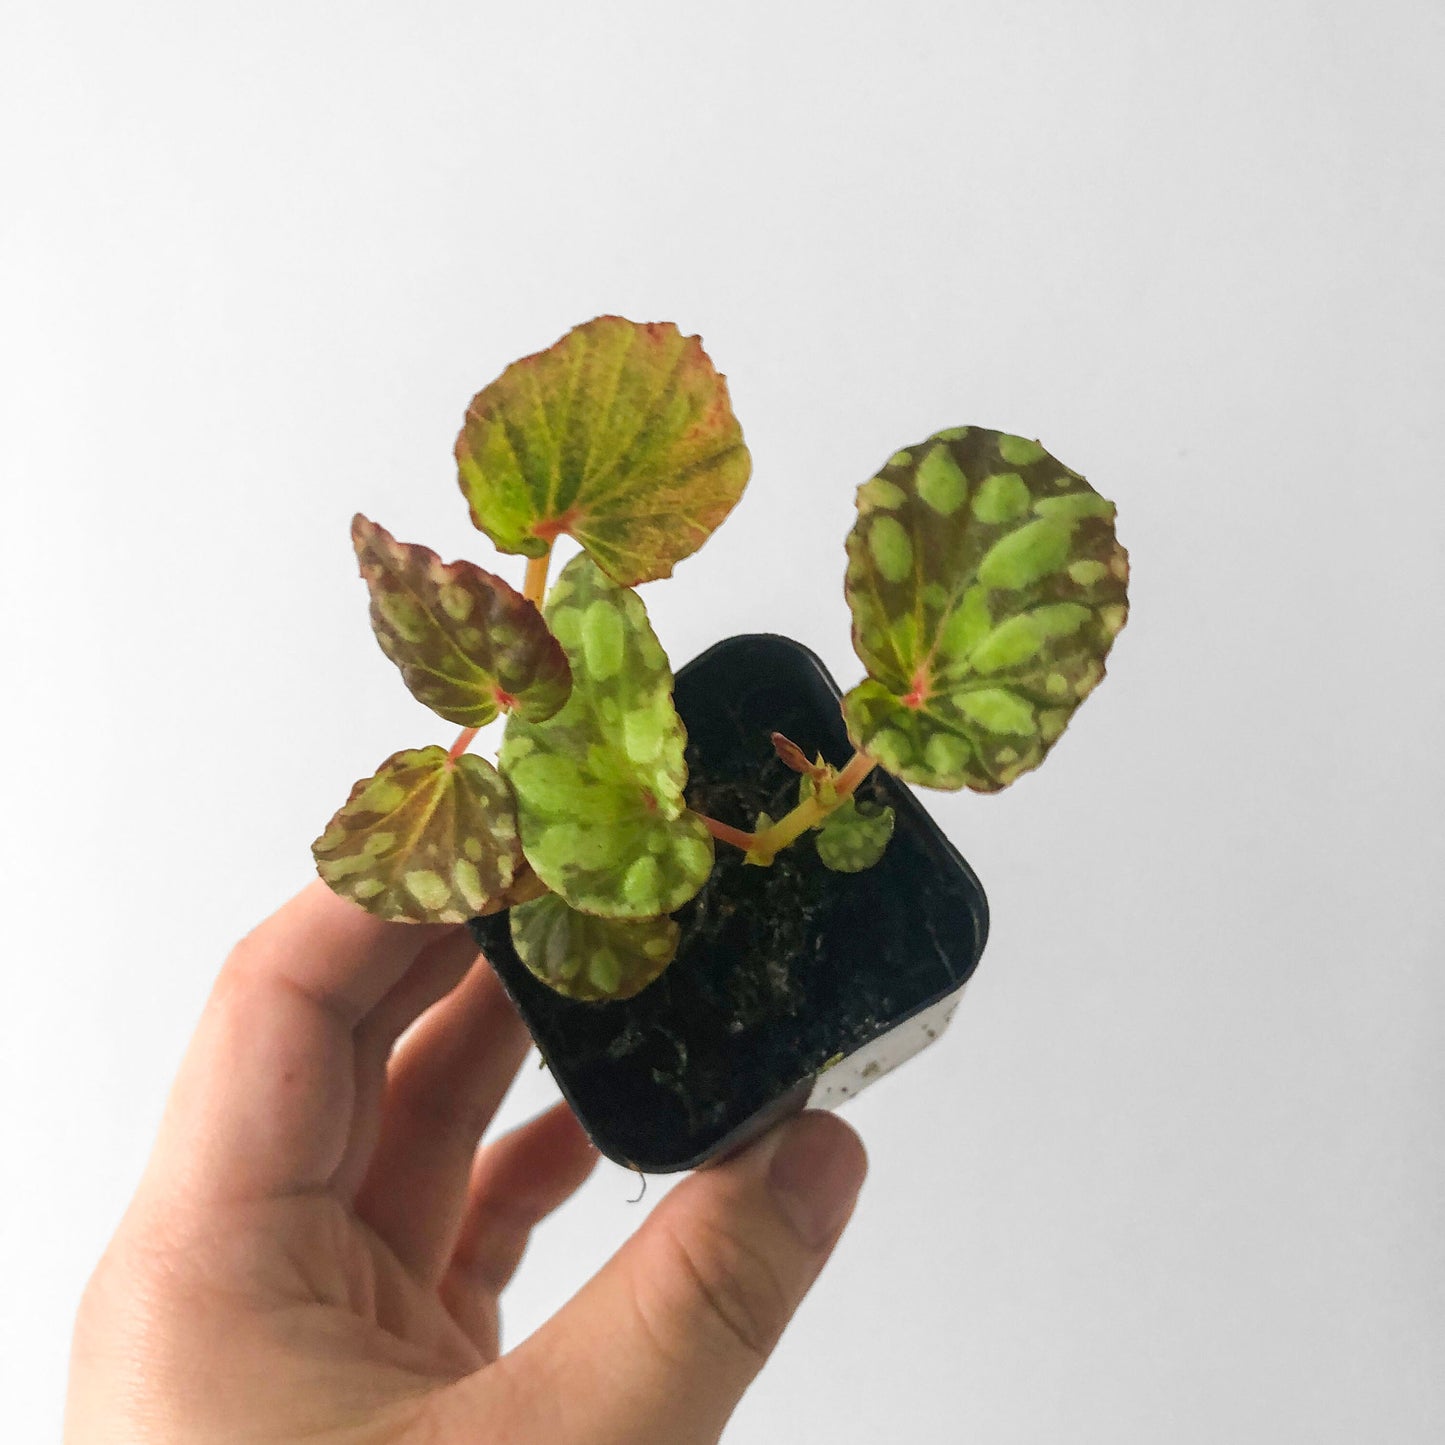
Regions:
[[4, 2, 1443, 1440]]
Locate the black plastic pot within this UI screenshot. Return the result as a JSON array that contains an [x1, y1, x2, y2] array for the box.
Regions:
[[470, 634, 989, 1172]]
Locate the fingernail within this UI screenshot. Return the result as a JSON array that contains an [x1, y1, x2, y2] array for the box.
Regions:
[[766, 1113, 867, 1248]]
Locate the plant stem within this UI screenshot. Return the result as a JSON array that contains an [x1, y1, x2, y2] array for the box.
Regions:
[[748, 749, 877, 862], [698, 813, 757, 852], [701, 749, 879, 864], [524, 549, 552, 607], [834, 749, 879, 799], [448, 728, 479, 761], [746, 801, 820, 862]]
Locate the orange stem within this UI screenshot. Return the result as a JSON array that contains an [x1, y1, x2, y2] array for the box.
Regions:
[[524, 550, 552, 607], [448, 727, 479, 761], [697, 814, 756, 852], [746, 748, 879, 863], [833, 749, 878, 802]]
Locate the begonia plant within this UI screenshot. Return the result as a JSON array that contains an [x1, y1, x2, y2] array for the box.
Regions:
[[313, 316, 1129, 1001]]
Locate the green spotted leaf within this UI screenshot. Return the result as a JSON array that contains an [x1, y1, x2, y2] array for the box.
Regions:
[[844, 428, 1129, 791], [815, 797, 895, 873], [353, 515, 570, 727], [798, 772, 895, 872], [510, 892, 679, 1001], [312, 747, 524, 923], [455, 316, 751, 587], [499, 553, 714, 918]]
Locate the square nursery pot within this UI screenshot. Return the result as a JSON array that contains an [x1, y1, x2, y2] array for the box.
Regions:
[[470, 633, 989, 1173]]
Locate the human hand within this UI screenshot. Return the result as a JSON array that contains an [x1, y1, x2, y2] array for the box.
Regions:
[[65, 882, 867, 1444]]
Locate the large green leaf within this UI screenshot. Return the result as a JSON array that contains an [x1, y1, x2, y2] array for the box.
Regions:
[[353, 514, 570, 727], [312, 747, 524, 923], [500, 554, 714, 917], [843, 428, 1129, 791], [510, 893, 679, 1001], [454, 316, 751, 587]]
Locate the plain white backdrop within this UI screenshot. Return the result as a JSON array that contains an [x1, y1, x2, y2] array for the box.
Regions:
[[4, 1, 1443, 1440]]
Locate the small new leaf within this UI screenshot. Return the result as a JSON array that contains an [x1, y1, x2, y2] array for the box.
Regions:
[[814, 797, 896, 873], [843, 428, 1129, 791], [312, 747, 523, 923], [455, 316, 752, 586], [353, 515, 570, 727], [510, 893, 679, 1002], [771, 731, 812, 774], [799, 770, 839, 810], [500, 554, 714, 919]]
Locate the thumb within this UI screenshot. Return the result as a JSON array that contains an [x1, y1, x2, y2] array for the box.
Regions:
[[502, 1110, 867, 1445]]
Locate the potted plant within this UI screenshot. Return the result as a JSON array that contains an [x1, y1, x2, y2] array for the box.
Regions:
[[311, 315, 1130, 1172]]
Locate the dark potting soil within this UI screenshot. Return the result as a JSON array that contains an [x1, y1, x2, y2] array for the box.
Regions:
[[470, 635, 988, 1171]]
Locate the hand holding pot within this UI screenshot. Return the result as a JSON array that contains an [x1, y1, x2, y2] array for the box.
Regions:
[[65, 881, 868, 1445]]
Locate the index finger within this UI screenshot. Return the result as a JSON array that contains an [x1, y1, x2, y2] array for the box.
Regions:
[[142, 880, 462, 1207]]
